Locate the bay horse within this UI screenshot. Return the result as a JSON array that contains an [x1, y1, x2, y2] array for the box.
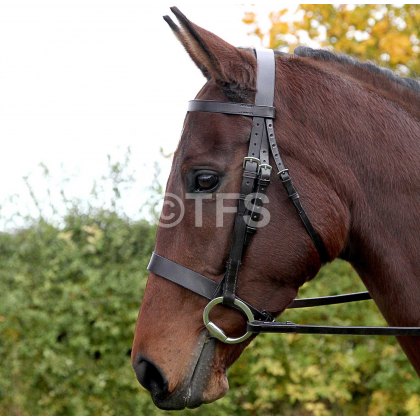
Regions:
[[132, 7, 420, 410]]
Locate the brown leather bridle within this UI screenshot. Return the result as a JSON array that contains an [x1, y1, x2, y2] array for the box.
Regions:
[[147, 49, 420, 343]]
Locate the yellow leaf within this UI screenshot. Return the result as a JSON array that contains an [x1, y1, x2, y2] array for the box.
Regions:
[[405, 395, 420, 415], [242, 12, 256, 25]]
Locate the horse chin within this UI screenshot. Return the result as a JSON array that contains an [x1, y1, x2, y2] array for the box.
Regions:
[[152, 333, 229, 410]]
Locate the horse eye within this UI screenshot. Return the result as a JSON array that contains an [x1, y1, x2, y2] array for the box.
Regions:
[[195, 173, 219, 192]]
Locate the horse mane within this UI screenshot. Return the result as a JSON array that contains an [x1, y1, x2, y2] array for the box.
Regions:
[[292, 46, 420, 119]]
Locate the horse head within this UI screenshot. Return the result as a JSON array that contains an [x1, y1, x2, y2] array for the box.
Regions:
[[131, 7, 420, 410]]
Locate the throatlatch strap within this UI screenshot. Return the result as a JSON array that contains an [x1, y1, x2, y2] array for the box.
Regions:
[[263, 121, 328, 261]]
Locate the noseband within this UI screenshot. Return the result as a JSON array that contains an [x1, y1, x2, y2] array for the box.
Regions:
[[148, 49, 420, 343]]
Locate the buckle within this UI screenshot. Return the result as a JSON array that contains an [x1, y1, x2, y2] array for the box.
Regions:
[[259, 163, 272, 172], [243, 156, 261, 168], [277, 168, 289, 176], [259, 163, 272, 182], [278, 168, 290, 181]]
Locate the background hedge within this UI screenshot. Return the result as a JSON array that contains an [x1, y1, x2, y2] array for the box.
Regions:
[[0, 164, 419, 415]]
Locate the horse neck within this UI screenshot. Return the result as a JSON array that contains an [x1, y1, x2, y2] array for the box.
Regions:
[[280, 62, 420, 327], [332, 94, 420, 328]]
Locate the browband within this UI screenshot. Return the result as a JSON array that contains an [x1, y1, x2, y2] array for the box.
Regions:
[[188, 100, 275, 118]]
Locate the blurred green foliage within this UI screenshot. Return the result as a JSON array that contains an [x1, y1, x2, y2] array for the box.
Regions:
[[0, 157, 418, 415], [244, 4, 420, 76]]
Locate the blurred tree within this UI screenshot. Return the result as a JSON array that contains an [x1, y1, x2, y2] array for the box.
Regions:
[[244, 4, 420, 75]]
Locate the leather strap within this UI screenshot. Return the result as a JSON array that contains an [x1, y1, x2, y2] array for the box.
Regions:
[[265, 111, 329, 262], [222, 158, 259, 305], [254, 48, 275, 106], [278, 169, 330, 262], [221, 49, 276, 307], [188, 100, 275, 118], [148, 252, 218, 300], [289, 291, 371, 308], [148, 252, 273, 321], [247, 321, 420, 336]]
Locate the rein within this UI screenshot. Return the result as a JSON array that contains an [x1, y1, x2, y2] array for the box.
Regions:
[[148, 49, 420, 343]]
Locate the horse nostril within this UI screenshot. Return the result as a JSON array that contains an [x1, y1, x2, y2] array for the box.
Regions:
[[133, 354, 168, 397]]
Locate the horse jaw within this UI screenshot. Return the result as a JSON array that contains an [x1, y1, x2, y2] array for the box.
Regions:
[[151, 332, 229, 410]]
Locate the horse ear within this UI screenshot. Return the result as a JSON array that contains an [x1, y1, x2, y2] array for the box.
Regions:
[[163, 7, 256, 92]]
